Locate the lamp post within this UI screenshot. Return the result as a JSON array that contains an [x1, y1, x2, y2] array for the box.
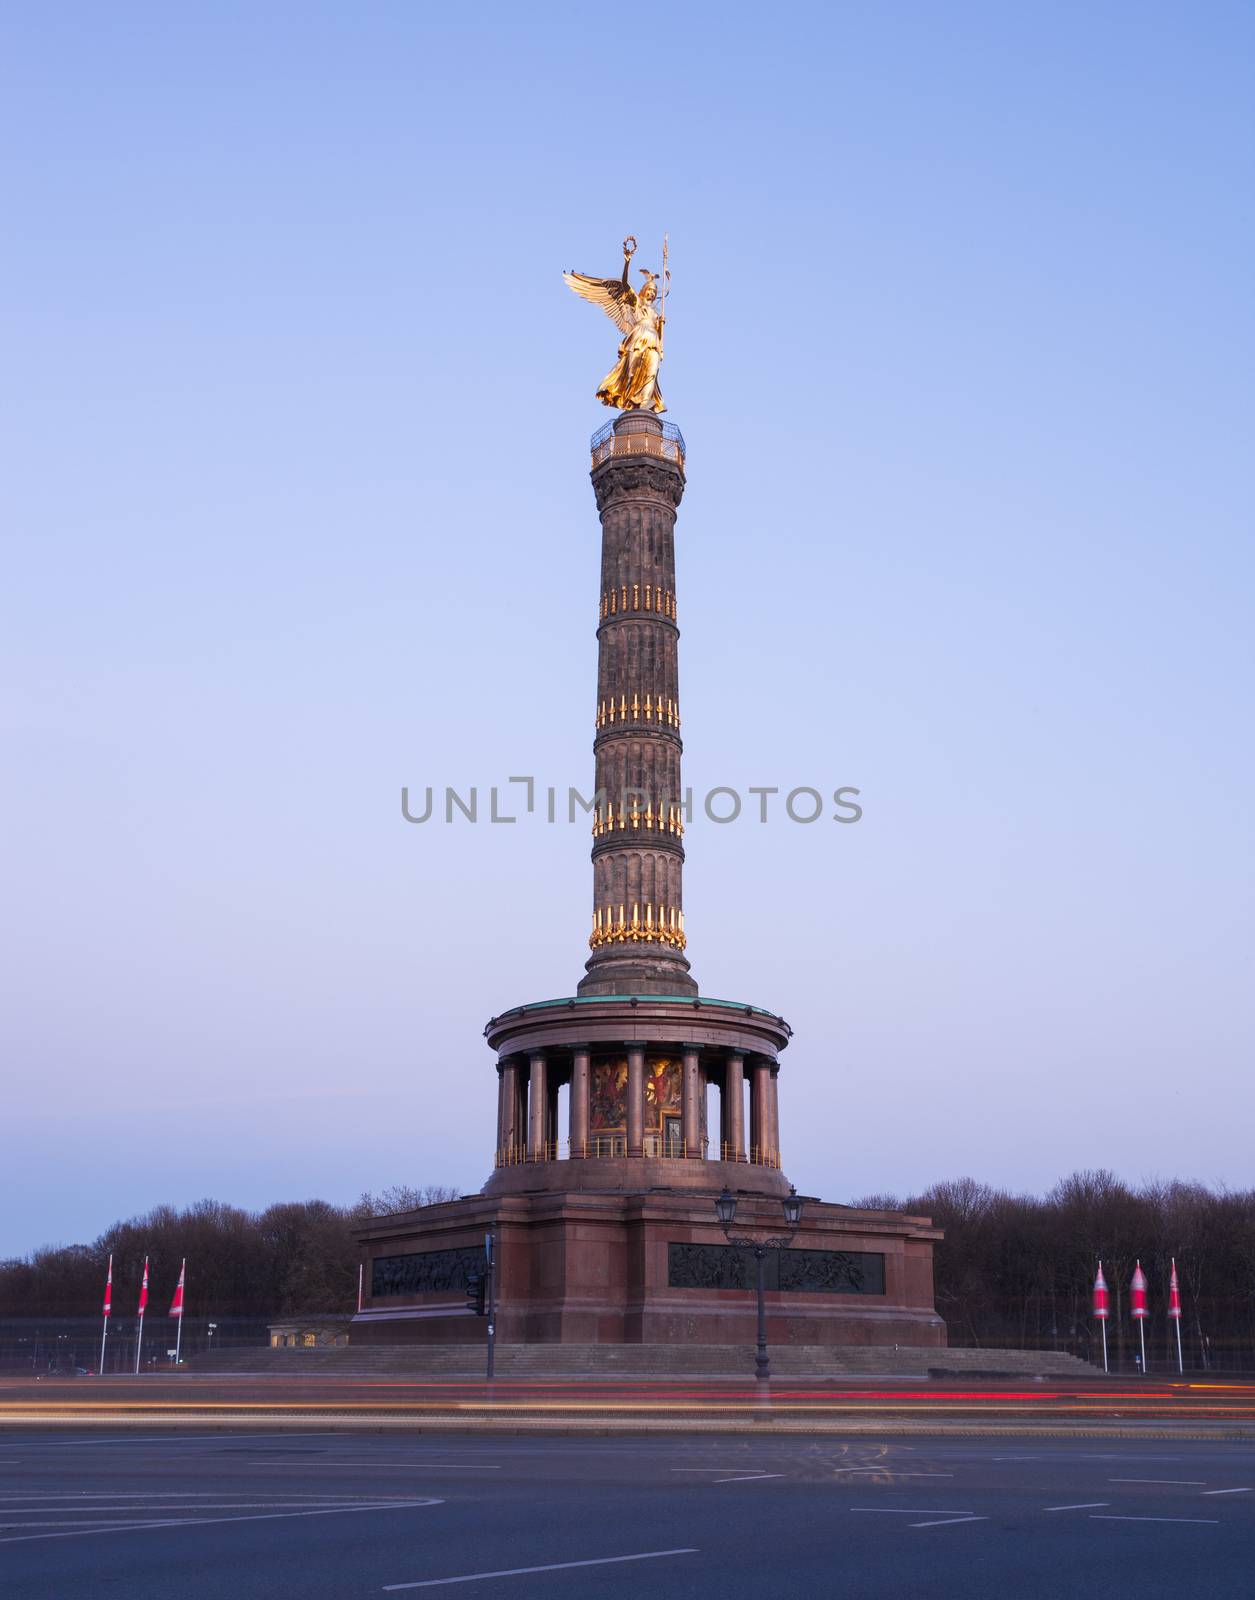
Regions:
[[715, 1185, 803, 1382]]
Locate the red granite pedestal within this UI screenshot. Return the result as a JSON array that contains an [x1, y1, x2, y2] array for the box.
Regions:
[[352, 1183, 945, 1349]]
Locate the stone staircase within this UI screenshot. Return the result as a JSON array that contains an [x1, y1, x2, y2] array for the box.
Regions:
[[190, 1343, 1096, 1379]]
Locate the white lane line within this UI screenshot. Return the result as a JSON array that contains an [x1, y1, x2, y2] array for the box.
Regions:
[[0, 1492, 408, 1502], [0, 1502, 418, 1515], [909, 1517, 987, 1529], [1091, 1515, 1219, 1526], [382, 1548, 699, 1590], [1202, 1488, 1252, 1496], [712, 1474, 783, 1484], [670, 1468, 765, 1474], [993, 1455, 1040, 1461], [254, 1462, 502, 1470], [850, 1508, 978, 1516], [3, 1440, 347, 1452], [1044, 1503, 1110, 1512], [0, 1497, 444, 1547], [1108, 1478, 1205, 1485], [831, 1470, 953, 1478]]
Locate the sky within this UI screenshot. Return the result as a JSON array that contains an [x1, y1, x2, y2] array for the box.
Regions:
[[2, 3, 1252, 1258]]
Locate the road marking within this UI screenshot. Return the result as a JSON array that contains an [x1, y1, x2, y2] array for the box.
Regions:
[[909, 1516, 987, 1529], [255, 1462, 503, 1471], [670, 1468, 765, 1474], [1108, 1478, 1205, 1485], [0, 1501, 420, 1514], [382, 1548, 699, 1590], [1044, 1503, 1110, 1511], [830, 1470, 953, 1478], [850, 1509, 978, 1516], [0, 1497, 444, 1547], [1091, 1516, 1219, 1526], [712, 1473, 783, 1484], [1202, 1488, 1252, 1496], [993, 1455, 1040, 1460], [2, 1440, 345, 1452]]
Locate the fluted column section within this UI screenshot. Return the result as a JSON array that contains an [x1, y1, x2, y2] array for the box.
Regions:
[[498, 1058, 521, 1157], [527, 1052, 548, 1160], [626, 1043, 645, 1157], [750, 1061, 771, 1163], [580, 411, 696, 996], [569, 1047, 590, 1157], [723, 1051, 745, 1163], [682, 1046, 702, 1158]]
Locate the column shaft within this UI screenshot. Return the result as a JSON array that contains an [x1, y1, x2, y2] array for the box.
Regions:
[[682, 1047, 702, 1157], [724, 1052, 745, 1163], [750, 1061, 771, 1163], [570, 1048, 590, 1157], [626, 1044, 645, 1157], [767, 1066, 781, 1167], [527, 1052, 548, 1159], [499, 1059, 521, 1157]]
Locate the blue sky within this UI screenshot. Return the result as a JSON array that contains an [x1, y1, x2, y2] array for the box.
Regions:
[[3, 3, 1252, 1256]]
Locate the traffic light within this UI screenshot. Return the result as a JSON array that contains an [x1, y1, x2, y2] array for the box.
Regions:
[[465, 1270, 486, 1316]]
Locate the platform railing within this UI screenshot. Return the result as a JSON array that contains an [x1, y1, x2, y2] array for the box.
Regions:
[[494, 1137, 781, 1169], [590, 416, 686, 469]]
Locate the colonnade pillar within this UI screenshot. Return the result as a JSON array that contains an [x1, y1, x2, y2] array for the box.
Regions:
[[723, 1052, 745, 1162], [682, 1045, 702, 1158], [498, 1057, 522, 1157], [750, 1060, 771, 1163], [768, 1065, 781, 1166], [527, 1051, 548, 1159], [569, 1046, 590, 1157], [626, 1044, 645, 1156]]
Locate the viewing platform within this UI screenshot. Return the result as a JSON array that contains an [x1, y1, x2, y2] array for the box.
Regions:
[[590, 413, 685, 469]]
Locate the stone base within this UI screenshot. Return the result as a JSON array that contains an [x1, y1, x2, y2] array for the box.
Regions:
[[353, 1185, 945, 1350]]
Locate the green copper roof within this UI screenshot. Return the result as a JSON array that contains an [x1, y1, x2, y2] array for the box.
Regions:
[[491, 994, 785, 1020]]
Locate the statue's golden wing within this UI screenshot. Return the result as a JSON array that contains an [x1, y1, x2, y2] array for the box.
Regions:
[[563, 271, 637, 336]]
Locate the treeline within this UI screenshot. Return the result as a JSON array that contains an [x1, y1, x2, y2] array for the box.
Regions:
[[855, 1172, 1255, 1370], [0, 1187, 458, 1321], [5, 1173, 1253, 1370]]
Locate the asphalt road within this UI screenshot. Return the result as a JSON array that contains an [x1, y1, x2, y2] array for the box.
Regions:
[[1, 1430, 1252, 1599]]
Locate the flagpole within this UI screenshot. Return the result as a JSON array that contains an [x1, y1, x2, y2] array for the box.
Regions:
[[99, 1253, 112, 1376], [174, 1266, 184, 1369], [170, 1258, 186, 1368], [1169, 1256, 1184, 1374], [134, 1255, 149, 1376]]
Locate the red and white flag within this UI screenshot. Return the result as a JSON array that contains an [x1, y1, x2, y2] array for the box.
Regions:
[[1092, 1261, 1109, 1320], [102, 1255, 113, 1319], [137, 1257, 149, 1316], [1168, 1258, 1182, 1320], [1130, 1259, 1149, 1319], [169, 1260, 185, 1319]]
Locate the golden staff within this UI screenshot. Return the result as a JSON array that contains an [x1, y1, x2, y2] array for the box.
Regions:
[[660, 231, 669, 351]]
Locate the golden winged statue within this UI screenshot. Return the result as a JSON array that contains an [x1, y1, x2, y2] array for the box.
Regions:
[[564, 236, 666, 413]]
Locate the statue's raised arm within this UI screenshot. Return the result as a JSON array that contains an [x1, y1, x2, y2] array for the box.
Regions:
[[564, 235, 666, 414]]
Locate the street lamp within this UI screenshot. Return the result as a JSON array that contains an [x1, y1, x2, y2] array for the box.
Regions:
[[206, 1322, 218, 1359], [715, 1185, 803, 1383]]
